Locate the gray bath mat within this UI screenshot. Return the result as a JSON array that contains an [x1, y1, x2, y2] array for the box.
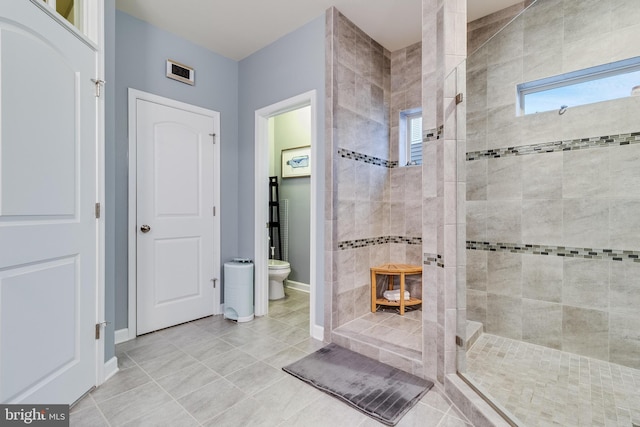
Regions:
[[282, 343, 433, 426]]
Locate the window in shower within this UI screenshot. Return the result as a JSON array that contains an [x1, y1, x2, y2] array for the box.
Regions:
[[518, 56, 640, 115], [400, 109, 422, 166]]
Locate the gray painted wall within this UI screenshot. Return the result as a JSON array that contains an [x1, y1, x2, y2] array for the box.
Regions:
[[273, 108, 311, 284], [238, 15, 325, 325], [113, 11, 239, 331]]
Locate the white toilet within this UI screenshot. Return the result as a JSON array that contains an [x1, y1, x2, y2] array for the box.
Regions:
[[268, 259, 290, 300]]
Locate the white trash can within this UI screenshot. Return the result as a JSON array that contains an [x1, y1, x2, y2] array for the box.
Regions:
[[223, 259, 254, 322]]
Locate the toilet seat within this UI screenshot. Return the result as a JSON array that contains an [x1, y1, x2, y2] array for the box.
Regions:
[[268, 260, 290, 270]]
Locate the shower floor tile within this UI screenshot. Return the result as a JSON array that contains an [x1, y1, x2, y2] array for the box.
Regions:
[[465, 333, 640, 427]]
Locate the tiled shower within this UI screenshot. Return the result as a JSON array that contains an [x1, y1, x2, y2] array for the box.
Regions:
[[465, 0, 640, 372], [462, 0, 640, 423], [326, 9, 423, 332]]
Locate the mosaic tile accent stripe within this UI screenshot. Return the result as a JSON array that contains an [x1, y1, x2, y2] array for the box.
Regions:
[[423, 252, 444, 268], [338, 236, 421, 250], [466, 131, 640, 161], [337, 148, 398, 168], [467, 240, 640, 263], [423, 125, 444, 142]]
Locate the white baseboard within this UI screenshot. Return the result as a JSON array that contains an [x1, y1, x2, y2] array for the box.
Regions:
[[115, 328, 131, 344], [103, 356, 119, 382], [311, 324, 324, 341], [285, 280, 309, 293]]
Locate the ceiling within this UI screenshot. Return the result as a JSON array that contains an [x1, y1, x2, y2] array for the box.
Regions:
[[115, 0, 523, 61]]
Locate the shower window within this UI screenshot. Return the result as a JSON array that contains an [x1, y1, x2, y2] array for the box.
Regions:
[[400, 109, 422, 166], [518, 56, 640, 115]]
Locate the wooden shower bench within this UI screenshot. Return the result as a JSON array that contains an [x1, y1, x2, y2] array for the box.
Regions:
[[370, 263, 422, 315]]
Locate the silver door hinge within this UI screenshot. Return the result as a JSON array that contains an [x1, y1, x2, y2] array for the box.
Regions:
[[211, 278, 218, 288], [95, 202, 101, 219], [213, 206, 216, 216], [91, 79, 105, 97]]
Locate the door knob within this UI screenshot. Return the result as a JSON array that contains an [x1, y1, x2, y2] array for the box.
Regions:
[[140, 224, 151, 233]]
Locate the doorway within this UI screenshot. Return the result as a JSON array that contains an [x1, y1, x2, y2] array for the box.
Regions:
[[127, 89, 221, 338], [254, 91, 321, 340]]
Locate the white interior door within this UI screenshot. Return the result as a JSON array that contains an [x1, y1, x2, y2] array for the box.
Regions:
[[136, 99, 217, 335], [0, 1, 97, 403]]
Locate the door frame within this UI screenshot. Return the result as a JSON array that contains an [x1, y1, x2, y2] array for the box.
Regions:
[[254, 90, 322, 340], [127, 89, 221, 340]]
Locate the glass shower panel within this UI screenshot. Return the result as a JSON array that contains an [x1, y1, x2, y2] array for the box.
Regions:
[[460, 0, 640, 425]]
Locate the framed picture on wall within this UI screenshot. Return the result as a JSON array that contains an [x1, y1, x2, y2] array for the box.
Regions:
[[281, 146, 311, 178]]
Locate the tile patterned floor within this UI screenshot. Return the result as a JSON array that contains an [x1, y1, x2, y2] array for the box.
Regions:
[[465, 333, 640, 427], [70, 289, 469, 426], [335, 308, 423, 353]]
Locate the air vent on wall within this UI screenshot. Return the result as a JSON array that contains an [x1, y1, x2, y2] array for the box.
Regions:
[[166, 59, 194, 85]]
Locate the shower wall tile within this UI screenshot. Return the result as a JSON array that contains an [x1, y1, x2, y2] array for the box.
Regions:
[[523, 1, 563, 55], [562, 258, 609, 311], [355, 163, 371, 200], [487, 251, 522, 297], [522, 49, 563, 82], [562, 148, 610, 199], [486, 58, 522, 109], [466, 249, 487, 292], [562, 33, 613, 73], [520, 110, 562, 145], [562, 0, 611, 47], [355, 246, 371, 287], [466, 67, 487, 115], [562, 305, 609, 361], [486, 200, 521, 243], [465, 111, 487, 153], [521, 254, 562, 303], [337, 19, 356, 69], [405, 198, 423, 237], [335, 288, 356, 327], [608, 311, 640, 369], [609, 143, 640, 199], [354, 201, 372, 237], [486, 104, 522, 149], [611, 0, 640, 29], [353, 284, 371, 319], [487, 156, 522, 200], [486, 294, 522, 340], [337, 200, 355, 242], [521, 152, 562, 200], [611, 22, 640, 61], [337, 64, 356, 111], [467, 2, 525, 54], [389, 168, 406, 202], [609, 261, 640, 314], [521, 199, 562, 245], [336, 248, 356, 294], [389, 202, 406, 236], [466, 289, 487, 325], [609, 199, 640, 250], [486, 16, 524, 65], [562, 199, 609, 249], [522, 299, 562, 349], [465, 200, 486, 241]]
